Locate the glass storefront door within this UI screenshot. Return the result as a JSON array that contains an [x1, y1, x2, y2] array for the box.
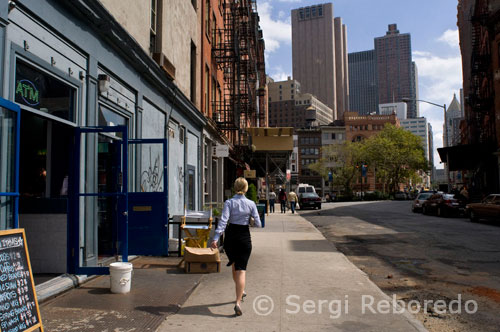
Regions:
[[0, 98, 20, 230], [68, 126, 128, 275]]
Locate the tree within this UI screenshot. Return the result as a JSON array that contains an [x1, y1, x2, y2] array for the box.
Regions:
[[309, 141, 365, 196], [363, 124, 428, 193], [247, 183, 258, 203], [309, 124, 428, 196]]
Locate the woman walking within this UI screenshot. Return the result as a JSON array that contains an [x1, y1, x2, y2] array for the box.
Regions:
[[278, 188, 287, 213], [269, 190, 276, 213], [288, 190, 298, 214], [210, 177, 262, 316]]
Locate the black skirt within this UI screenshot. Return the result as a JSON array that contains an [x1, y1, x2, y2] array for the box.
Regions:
[[224, 223, 252, 271]]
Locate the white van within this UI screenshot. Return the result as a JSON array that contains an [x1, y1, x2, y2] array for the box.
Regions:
[[297, 184, 316, 194]]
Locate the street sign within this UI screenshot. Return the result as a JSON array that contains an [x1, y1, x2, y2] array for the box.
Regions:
[[213, 144, 229, 157], [244, 170, 256, 178], [286, 169, 291, 181]]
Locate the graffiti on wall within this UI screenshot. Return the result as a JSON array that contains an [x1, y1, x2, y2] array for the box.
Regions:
[[141, 146, 164, 192]]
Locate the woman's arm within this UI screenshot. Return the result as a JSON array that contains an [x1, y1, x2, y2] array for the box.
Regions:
[[212, 200, 231, 243], [251, 202, 262, 228]]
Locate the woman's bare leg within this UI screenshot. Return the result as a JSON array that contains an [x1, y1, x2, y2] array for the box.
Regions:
[[234, 270, 246, 306]]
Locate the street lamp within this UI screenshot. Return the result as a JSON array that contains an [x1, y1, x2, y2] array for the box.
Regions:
[[402, 98, 449, 192]]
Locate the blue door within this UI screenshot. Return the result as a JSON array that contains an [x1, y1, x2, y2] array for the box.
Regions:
[[0, 98, 20, 230], [128, 138, 168, 255], [68, 128, 169, 275], [68, 126, 128, 275]]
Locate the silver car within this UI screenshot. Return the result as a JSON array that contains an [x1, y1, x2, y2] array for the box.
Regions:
[[412, 192, 434, 212]]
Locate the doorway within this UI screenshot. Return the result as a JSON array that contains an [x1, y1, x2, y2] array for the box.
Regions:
[[18, 111, 73, 284]]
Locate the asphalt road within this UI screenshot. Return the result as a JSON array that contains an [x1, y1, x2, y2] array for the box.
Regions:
[[299, 200, 500, 332]]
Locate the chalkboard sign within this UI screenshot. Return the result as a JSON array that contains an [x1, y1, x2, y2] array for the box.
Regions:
[[0, 229, 43, 332]]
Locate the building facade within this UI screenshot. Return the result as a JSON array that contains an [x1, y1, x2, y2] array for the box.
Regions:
[[445, 93, 463, 147], [1, 0, 207, 276], [348, 50, 378, 115], [268, 78, 333, 128], [374, 24, 418, 118], [291, 3, 349, 120], [0, 0, 267, 284], [296, 128, 323, 195], [379, 102, 407, 120], [400, 117, 432, 187], [344, 112, 399, 191]]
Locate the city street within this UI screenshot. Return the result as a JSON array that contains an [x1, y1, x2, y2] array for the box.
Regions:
[[300, 201, 500, 332]]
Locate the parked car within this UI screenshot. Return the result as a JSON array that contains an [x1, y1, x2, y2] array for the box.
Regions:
[[412, 192, 434, 213], [299, 192, 322, 210], [466, 194, 500, 222], [298, 184, 316, 194], [394, 191, 409, 200], [421, 193, 464, 217]]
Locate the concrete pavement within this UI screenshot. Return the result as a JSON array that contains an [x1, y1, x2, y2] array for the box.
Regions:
[[157, 210, 427, 331]]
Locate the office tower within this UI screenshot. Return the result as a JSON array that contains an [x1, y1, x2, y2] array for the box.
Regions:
[[375, 24, 417, 118], [348, 50, 378, 115], [412, 62, 420, 117], [291, 3, 349, 120], [445, 93, 463, 147], [334, 17, 349, 119]]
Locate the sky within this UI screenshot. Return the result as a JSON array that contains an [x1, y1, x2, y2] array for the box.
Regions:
[[257, 0, 463, 169]]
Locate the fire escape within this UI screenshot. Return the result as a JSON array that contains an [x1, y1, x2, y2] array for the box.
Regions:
[[468, 0, 495, 145], [212, 0, 266, 147]]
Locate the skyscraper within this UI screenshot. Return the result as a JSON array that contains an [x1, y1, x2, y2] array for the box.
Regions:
[[291, 3, 349, 120], [374, 24, 417, 118], [348, 50, 378, 115]]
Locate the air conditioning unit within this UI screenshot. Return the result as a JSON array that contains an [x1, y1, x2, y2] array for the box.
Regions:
[[153, 52, 176, 80]]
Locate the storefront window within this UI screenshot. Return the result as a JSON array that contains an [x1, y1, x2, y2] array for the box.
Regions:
[[0, 106, 17, 229], [15, 60, 76, 122], [98, 104, 128, 138]]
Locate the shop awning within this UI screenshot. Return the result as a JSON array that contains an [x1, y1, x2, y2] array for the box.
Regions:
[[437, 144, 496, 171]]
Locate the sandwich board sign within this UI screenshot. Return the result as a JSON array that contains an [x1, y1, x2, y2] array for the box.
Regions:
[[0, 229, 43, 332]]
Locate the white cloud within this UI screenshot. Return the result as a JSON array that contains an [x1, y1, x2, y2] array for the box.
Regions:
[[437, 29, 459, 48], [268, 65, 291, 81], [258, 2, 291, 54], [277, 0, 302, 2], [413, 52, 462, 106], [413, 49, 463, 169]]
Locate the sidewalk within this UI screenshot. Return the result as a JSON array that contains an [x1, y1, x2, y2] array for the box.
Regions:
[[157, 211, 427, 332]]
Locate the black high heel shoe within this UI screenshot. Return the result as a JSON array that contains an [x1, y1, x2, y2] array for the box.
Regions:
[[234, 304, 242, 316]]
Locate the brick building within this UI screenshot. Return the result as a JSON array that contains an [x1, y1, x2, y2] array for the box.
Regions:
[[445, 0, 500, 195], [344, 112, 399, 191]]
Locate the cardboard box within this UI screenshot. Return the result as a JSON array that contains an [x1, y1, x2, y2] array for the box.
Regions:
[[185, 261, 221, 273], [184, 247, 220, 263]]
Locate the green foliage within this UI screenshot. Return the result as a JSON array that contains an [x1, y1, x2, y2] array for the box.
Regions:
[[247, 183, 258, 203], [310, 124, 428, 195], [363, 124, 428, 193], [309, 141, 364, 196], [212, 207, 221, 217]]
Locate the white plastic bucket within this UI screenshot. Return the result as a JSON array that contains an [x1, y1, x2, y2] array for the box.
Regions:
[[109, 262, 133, 294]]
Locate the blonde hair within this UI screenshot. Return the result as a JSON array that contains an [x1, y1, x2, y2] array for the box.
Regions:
[[234, 177, 248, 195]]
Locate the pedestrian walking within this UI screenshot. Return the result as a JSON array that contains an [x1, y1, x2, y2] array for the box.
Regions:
[[210, 177, 262, 316], [269, 191, 276, 213], [288, 191, 298, 214], [278, 188, 287, 213]]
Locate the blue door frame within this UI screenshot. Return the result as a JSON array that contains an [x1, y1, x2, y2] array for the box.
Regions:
[[68, 126, 128, 275], [0, 97, 21, 229], [68, 128, 169, 275], [128, 138, 169, 255]]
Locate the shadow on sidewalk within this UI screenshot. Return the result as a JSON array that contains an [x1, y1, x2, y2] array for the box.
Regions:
[[174, 300, 237, 318]]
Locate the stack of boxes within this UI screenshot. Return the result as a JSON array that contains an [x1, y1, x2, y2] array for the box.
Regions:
[[184, 247, 221, 273]]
